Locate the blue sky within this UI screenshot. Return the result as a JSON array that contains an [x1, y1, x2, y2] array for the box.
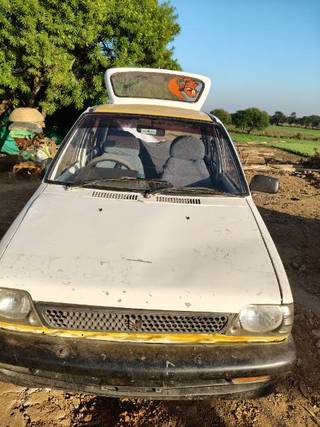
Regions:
[[169, 0, 320, 116]]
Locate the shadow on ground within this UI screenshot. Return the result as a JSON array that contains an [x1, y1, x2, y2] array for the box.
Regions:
[[258, 206, 320, 299]]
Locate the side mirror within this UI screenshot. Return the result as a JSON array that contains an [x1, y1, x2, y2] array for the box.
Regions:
[[250, 174, 279, 194]]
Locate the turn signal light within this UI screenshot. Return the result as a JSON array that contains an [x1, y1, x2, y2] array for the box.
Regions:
[[231, 375, 271, 384]]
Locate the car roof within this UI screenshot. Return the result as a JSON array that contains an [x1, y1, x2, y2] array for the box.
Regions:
[[91, 104, 212, 123]]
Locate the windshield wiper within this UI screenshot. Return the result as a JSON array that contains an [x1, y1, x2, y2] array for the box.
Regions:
[[145, 186, 238, 197], [64, 177, 171, 191], [63, 178, 239, 197], [65, 177, 138, 188]]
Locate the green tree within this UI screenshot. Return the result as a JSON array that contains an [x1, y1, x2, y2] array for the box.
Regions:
[[210, 108, 231, 124], [303, 115, 320, 128], [0, 0, 180, 115], [270, 111, 287, 126], [288, 112, 297, 125], [232, 108, 269, 133]]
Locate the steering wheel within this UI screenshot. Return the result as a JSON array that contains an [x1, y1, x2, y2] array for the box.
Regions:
[[87, 154, 136, 170]]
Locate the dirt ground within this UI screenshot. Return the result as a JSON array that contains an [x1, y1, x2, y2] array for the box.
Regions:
[[0, 147, 319, 427]]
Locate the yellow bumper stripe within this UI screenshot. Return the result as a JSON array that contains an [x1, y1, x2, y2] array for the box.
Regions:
[[0, 321, 287, 344]]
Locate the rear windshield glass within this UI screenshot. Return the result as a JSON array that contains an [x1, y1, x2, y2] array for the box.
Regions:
[[111, 72, 204, 103], [48, 114, 247, 196]]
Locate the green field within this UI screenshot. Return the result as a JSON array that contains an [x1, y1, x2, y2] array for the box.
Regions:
[[271, 140, 320, 157], [261, 125, 320, 139], [230, 133, 279, 144], [230, 130, 320, 157], [228, 125, 320, 141]]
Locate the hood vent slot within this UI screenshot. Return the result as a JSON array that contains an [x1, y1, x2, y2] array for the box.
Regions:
[[156, 195, 201, 205], [91, 190, 138, 201]]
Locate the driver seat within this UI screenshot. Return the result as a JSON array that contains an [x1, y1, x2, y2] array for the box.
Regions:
[[96, 128, 145, 177]]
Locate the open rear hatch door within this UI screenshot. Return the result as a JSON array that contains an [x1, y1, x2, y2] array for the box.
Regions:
[[105, 68, 211, 110]]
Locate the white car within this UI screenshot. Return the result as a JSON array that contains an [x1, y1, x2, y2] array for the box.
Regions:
[[0, 68, 295, 399]]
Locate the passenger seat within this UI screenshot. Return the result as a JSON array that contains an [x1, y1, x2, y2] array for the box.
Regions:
[[161, 136, 211, 187]]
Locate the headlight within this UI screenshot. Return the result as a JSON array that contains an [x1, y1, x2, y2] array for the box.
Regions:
[[239, 305, 284, 333], [0, 288, 31, 320]]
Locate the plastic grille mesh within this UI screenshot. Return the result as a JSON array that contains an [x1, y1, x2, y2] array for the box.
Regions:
[[37, 304, 229, 334]]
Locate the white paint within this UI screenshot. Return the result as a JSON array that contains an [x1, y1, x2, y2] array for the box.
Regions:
[[246, 198, 293, 304], [105, 68, 211, 111], [0, 184, 290, 313]]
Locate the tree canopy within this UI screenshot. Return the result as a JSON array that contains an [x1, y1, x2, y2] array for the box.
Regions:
[[269, 111, 320, 128], [270, 111, 287, 126], [288, 112, 297, 125], [231, 108, 269, 133], [210, 108, 231, 124], [0, 0, 180, 115]]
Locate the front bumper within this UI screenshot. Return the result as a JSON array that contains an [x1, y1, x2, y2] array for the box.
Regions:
[[0, 330, 295, 399]]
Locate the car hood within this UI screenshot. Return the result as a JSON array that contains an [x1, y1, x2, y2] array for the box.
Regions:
[[0, 186, 281, 313]]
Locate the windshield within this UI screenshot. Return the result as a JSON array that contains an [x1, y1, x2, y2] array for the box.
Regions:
[[47, 114, 247, 195]]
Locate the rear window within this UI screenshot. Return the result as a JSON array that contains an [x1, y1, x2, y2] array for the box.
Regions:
[[111, 72, 204, 103]]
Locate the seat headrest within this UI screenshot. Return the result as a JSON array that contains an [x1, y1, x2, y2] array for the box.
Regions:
[[169, 136, 205, 161], [104, 129, 139, 151]]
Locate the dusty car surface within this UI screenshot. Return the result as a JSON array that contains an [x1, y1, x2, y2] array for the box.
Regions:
[[0, 68, 295, 399]]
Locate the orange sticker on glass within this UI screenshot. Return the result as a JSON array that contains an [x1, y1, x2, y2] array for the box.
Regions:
[[168, 77, 201, 101]]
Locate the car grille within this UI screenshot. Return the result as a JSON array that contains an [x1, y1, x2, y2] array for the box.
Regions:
[[36, 303, 230, 334]]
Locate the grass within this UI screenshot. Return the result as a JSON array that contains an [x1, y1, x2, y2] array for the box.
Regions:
[[262, 125, 320, 139], [230, 130, 320, 157], [230, 133, 280, 144], [228, 124, 320, 141], [270, 140, 320, 157]]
